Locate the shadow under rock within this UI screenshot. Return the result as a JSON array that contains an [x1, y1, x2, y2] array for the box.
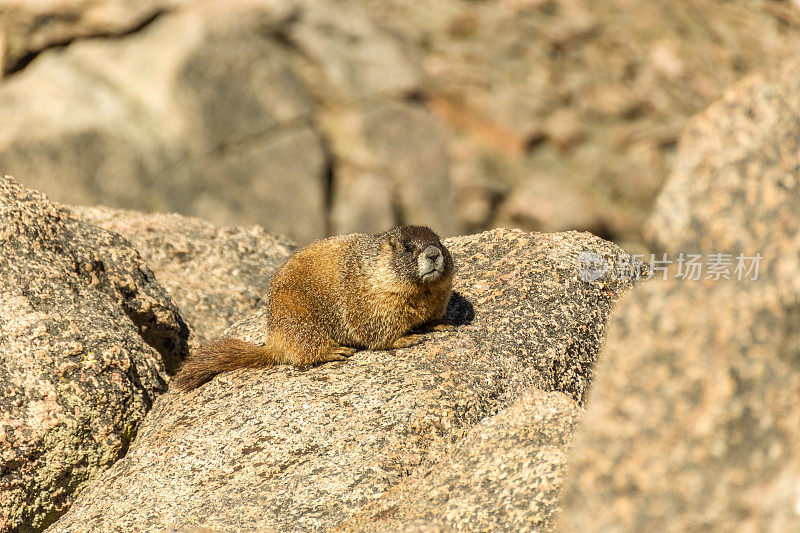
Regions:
[[445, 290, 474, 327]]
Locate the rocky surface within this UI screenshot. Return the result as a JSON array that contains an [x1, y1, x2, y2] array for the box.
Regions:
[[49, 228, 640, 532], [559, 278, 800, 531], [558, 59, 800, 530], [339, 387, 581, 532], [401, 0, 800, 243], [4, 3, 800, 529], [0, 1, 331, 243], [73, 206, 296, 346], [645, 59, 800, 292], [0, 0, 458, 244], [0, 177, 188, 532], [3, 1, 800, 245], [0, 0, 186, 75]]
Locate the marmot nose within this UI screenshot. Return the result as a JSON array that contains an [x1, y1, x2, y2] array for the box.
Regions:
[[423, 246, 441, 261]]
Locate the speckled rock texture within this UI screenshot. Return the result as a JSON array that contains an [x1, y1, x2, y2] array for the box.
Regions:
[[73, 206, 296, 346], [559, 278, 800, 532], [338, 388, 581, 532], [0, 176, 188, 532], [50, 228, 640, 532], [559, 60, 800, 531]]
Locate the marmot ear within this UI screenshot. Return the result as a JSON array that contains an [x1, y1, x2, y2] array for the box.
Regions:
[[386, 235, 401, 250]]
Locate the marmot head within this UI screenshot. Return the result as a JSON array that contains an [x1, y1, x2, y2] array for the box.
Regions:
[[381, 225, 454, 285]]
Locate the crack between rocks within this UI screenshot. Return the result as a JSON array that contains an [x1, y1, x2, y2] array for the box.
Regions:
[[264, 14, 430, 235], [4, 8, 172, 77], [262, 14, 343, 238]]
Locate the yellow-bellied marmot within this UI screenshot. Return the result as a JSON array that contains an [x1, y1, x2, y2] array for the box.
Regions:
[[173, 225, 454, 391]]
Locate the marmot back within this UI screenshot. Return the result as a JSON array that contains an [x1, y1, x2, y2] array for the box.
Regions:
[[173, 225, 454, 391]]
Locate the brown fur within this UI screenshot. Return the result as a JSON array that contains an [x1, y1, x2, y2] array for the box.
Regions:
[[172, 226, 454, 391]]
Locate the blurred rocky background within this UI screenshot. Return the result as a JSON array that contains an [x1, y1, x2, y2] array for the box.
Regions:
[[2, 0, 800, 246]]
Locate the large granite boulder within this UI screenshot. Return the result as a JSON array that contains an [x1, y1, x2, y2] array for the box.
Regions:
[[0, 177, 188, 532], [73, 206, 296, 346], [339, 387, 582, 532], [644, 59, 800, 293], [50, 228, 641, 531], [559, 59, 800, 530]]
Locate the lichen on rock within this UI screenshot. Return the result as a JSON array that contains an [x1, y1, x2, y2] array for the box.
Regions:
[[0, 176, 188, 532]]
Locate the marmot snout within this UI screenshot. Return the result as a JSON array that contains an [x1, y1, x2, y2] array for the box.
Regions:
[[419, 245, 446, 281], [173, 225, 455, 391]]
